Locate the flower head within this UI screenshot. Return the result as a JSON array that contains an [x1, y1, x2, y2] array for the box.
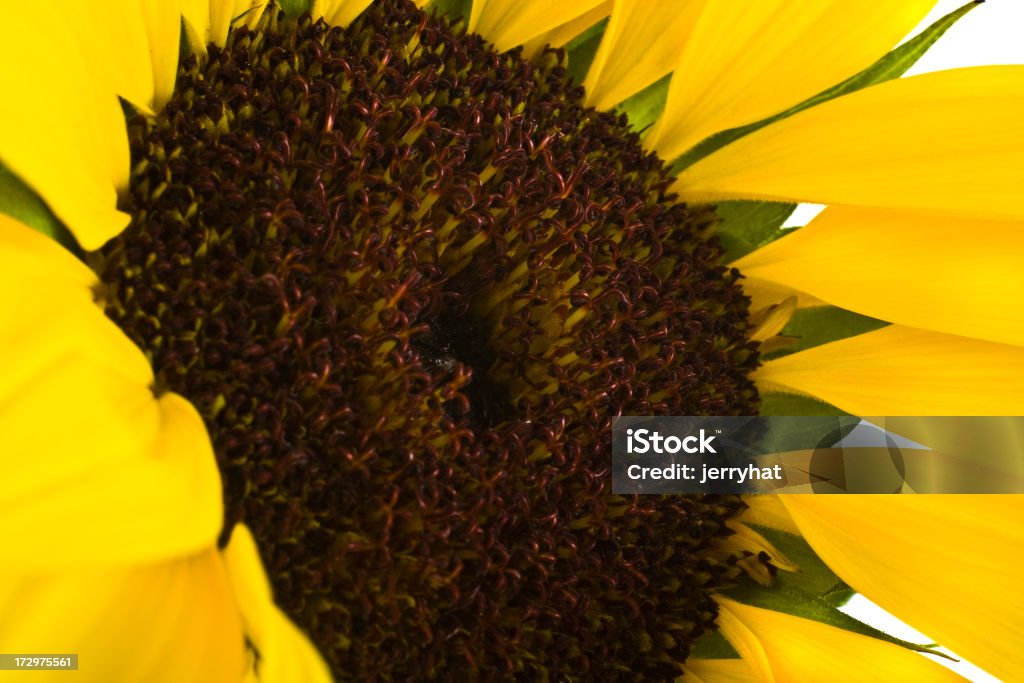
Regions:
[[2, 0, 1024, 681]]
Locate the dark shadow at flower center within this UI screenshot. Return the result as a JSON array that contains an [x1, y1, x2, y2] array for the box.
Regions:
[[412, 307, 513, 428]]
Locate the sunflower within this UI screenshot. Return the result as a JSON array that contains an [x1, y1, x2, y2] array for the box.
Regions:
[[2, 0, 1022, 681]]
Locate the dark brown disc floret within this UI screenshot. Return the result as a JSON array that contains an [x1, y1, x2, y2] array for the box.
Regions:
[[91, 1, 761, 679]]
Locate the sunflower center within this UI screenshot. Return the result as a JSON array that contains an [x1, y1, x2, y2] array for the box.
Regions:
[[90, 1, 761, 677]]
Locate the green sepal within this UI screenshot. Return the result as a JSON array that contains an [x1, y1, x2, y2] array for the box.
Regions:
[[179, 17, 192, 59], [616, 75, 669, 134], [759, 393, 848, 418], [725, 525, 954, 660], [714, 200, 796, 262], [768, 307, 888, 359], [758, 307, 888, 416], [671, 0, 984, 172], [759, 414, 860, 454], [278, 0, 313, 18], [0, 163, 77, 251], [689, 629, 739, 660], [428, 0, 472, 24], [564, 19, 608, 85]]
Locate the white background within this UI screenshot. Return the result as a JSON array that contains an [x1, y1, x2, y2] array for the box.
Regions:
[[907, 0, 1024, 74], [832, 3, 1022, 681]]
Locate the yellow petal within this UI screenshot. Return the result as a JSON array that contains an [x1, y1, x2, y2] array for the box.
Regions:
[[684, 658, 760, 683], [749, 296, 796, 343], [675, 66, 1024, 220], [738, 495, 801, 536], [0, 4, 130, 249], [0, 213, 97, 291], [60, 1, 155, 114], [718, 520, 797, 587], [724, 521, 797, 572], [717, 597, 964, 682], [468, 0, 606, 53], [758, 445, 1024, 494], [183, 1, 269, 52], [209, 0, 238, 46], [736, 206, 1024, 347], [0, 218, 223, 569], [236, 0, 271, 30], [781, 495, 1024, 682], [3, 392, 227, 571], [142, 0, 184, 110], [582, 0, 704, 110], [713, 598, 774, 682], [182, 0, 211, 52], [522, 1, 611, 60], [202, 0, 267, 46], [740, 275, 822, 313], [312, 0, 373, 26], [0, 549, 246, 682], [224, 526, 334, 683], [755, 325, 1024, 416], [873, 416, 1024, 483], [61, 0, 182, 113], [646, 1, 936, 162]]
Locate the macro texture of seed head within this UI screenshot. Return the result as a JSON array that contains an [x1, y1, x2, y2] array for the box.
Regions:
[[91, 1, 761, 678]]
